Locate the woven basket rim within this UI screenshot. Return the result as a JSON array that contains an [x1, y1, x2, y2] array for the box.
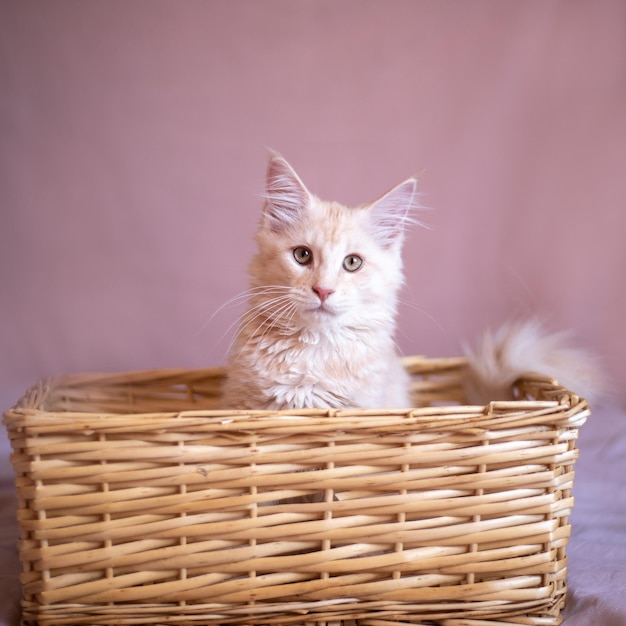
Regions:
[[4, 355, 589, 430]]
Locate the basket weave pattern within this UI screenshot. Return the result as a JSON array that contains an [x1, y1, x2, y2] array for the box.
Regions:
[[3, 357, 589, 626]]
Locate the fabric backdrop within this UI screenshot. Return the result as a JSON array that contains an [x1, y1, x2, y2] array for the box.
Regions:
[[1, 1, 624, 462]]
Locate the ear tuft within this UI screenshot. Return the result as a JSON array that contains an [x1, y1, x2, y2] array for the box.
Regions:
[[262, 154, 310, 232], [367, 178, 420, 248]]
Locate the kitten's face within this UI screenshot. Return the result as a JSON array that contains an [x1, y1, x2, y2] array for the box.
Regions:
[[250, 155, 417, 331]]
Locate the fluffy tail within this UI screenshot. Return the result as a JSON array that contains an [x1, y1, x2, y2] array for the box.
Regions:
[[463, 319, 602, 405]]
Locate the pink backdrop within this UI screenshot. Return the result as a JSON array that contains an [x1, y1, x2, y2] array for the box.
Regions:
[[1, 1, 624, 454]]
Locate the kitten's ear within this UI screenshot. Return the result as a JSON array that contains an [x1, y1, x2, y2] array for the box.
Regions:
[[262, 154, 310, 232], [367, 178, 418, 248]]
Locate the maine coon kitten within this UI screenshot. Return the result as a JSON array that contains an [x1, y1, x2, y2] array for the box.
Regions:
[[221, 154, 418, 410], [222, 154, 601, 410]]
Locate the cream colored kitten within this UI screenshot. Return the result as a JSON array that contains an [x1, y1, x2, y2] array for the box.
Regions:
[[222, 154, 600, 410], [222, 154, 417, 410]]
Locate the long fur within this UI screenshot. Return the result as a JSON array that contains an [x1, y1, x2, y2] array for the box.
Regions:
[[463, 318, 602, 404]]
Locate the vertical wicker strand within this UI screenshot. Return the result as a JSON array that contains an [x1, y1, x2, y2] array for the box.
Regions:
[[177, 381, 194, 604], [393, 441, 410, 581], [554, 429, 576, 607], [321, 440, 335, 582], [248, 436, 258, 609], [98, 433, 114, 600], [467, 436, 488, 586], [544, 428, 560, 597], [178, 437, 187, 609], [34, 447, 50, 592]]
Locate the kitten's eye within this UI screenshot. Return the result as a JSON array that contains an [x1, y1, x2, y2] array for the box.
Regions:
[[343, 254, 363, 272], [293, 246, 313, 265]]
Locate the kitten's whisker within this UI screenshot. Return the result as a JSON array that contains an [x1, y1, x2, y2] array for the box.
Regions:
[[231, 299, 300, 366], [398, 296, 448, 339], [251, 301, 299, 350], [226, 297, 293, 352], [226, 295, 298, 358], [212, 299, 283, 354], [199, 285, 295, 338], [250, 297, 299, 341]]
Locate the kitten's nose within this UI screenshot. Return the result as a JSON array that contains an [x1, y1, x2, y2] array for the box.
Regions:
[[312, 286, 335, 303]]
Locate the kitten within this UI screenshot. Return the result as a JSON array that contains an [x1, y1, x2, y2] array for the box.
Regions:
[[222, 154, 601, 410], [221, 153, 417, 410]]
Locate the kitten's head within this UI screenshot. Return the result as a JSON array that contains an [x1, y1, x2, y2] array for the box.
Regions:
[[250, 153, 419, 332]]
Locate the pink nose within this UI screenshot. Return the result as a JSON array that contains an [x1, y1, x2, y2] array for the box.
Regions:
[[313, 286, 335, 303]]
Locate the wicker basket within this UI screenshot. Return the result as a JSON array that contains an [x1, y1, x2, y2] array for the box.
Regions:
[[3, 356, 589, 626]]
